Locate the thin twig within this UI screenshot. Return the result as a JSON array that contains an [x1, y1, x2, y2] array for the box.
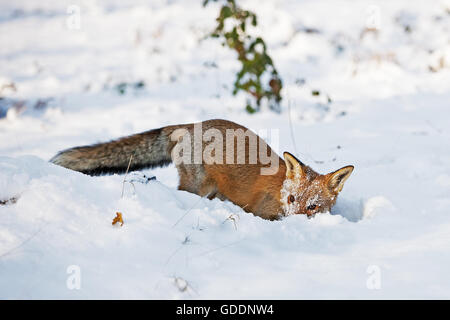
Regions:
[[121, 155, 133, 198], [287, 99, 299, 156], [189, 239, 245, 259], [287, 99, 326, 164], [172, 196, 204, 228], [164, 244, 185, 266], [164, 234, 194, 267], [425, 120, 443, 134], [0, 227, 43, 259]]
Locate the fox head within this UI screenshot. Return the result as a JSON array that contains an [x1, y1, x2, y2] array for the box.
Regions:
[[280, 152, 354, 217]]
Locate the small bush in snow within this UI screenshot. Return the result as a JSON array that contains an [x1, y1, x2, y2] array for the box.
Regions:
[[204, 0, 283, 113]]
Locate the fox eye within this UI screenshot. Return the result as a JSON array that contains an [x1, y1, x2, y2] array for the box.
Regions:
[[288, 195, 295, 203], [307, 204, 317, 210]]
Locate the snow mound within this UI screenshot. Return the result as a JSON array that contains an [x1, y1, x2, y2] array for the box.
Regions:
[[2, 0, 450, 299], [0, 155, 374, 299]]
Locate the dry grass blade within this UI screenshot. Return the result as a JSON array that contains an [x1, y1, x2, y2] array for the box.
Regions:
[[223, 214, 240, 230], [121, 155, 133, 198], [287, 99, 299, 157], [172, 195, 204, 228]]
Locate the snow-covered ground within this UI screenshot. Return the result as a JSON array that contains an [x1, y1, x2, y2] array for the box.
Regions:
[[1, 0, 450, 299]]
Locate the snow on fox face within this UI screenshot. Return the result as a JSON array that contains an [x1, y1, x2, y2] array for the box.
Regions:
[[280, 152, 354, 217]]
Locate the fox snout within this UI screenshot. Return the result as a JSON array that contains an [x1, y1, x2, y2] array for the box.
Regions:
[[280, 152, 354, 217]]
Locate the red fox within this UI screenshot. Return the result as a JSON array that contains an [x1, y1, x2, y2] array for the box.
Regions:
[[50, 119, 353, 220]]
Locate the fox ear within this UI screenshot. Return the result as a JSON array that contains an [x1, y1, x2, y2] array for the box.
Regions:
[[283, 152, 305, 178], [327, 165, 354, 193]]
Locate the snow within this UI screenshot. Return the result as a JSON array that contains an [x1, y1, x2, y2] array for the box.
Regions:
[[1, 0, 450, 299]]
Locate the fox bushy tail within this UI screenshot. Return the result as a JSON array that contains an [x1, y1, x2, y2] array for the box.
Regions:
[[50, 126, 177, 175]]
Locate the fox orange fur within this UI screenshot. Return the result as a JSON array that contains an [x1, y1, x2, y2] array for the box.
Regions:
[[51, 119, 353, 220]]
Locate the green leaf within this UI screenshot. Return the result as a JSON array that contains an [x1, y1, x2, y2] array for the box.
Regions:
[[246, 104, 257, 113]]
